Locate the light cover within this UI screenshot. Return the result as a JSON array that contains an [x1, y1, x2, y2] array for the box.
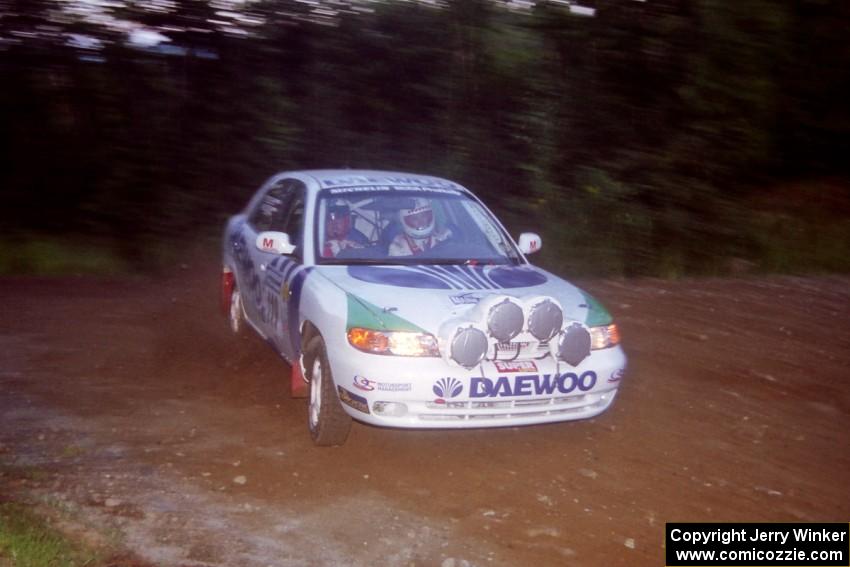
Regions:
[[347, 327, 439, 357], [527, 298, 564, 341], [557, 322, 592, 366], [487, 298, 524, 342], [450, 325, 489, 368], [589, 324, 621, 350]]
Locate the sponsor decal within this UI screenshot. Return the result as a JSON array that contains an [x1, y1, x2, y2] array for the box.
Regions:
[[338, 386, 370, 414], [253, 257, 306, 337], [321, 176, 460, 191], [353, 376, 413, 392], [494, 360, 538, 373], [432, 377, 463, 403], [495, 341, 530, 351], [450, 292, 485, 305], [470, 371, 598, 398], [327, 185, 461, 195], [353, 375, 375, 391], [608, 368, 625, 383], [377, 382, 413, 392], [328, 185, 392, 193]]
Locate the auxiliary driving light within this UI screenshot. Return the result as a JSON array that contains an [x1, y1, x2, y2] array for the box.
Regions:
[[449, 325, 489, 368], [486, 298, 524, 342], [526, 298, 564, 341], [556, 322, 592, 366]]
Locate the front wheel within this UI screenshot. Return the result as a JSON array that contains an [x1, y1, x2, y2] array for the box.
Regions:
[[305, 336, 352, 446]]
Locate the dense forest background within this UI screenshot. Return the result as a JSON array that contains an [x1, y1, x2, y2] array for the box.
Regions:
[[1, 0, 849, 277]]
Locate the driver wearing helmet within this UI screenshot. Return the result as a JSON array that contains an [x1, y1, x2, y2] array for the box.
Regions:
[[322, 200, 364, 258], [388, 197, 451, 256]]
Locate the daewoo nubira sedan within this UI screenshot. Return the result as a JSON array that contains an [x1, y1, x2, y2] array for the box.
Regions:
[[222, 170, 626, 445]]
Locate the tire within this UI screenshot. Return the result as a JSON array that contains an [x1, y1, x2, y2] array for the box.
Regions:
[[305, 336, 352, 446], [228, 286, 247, 336]]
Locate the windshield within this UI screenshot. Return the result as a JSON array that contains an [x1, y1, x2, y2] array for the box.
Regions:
[[315, 187, 522, 265]]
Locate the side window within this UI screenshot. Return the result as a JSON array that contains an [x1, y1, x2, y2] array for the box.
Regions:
[[248, 178, 306, 252], [281, 196, 305, 248], [248, 180, 297, 233], [248, 182, 287, 232]]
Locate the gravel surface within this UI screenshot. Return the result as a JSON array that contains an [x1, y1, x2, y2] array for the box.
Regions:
[[1, 267, 849, 566]]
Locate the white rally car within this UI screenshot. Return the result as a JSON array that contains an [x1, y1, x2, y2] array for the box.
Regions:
[[222, 170, 626, 445]]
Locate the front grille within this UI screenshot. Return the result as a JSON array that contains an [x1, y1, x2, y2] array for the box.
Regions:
[[418, 392, 609, 422], [489, 341, 548, 361]]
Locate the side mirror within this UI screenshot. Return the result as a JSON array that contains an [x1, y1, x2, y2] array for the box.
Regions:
[[517, 232, 542, 255], [256, 231, 296, 255]]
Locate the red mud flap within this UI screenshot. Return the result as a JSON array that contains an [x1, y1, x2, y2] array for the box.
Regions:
[[221, 269, 235, 315], [291, 358, 309, 398]]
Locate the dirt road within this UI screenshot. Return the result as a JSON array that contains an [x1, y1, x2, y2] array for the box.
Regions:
[[2, 264, 849, 566]]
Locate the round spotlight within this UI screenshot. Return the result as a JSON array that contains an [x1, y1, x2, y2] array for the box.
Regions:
[[487, 299, 524, 343], [558, 322, 591, 366], [450, 326, 489, 368], [527, 299, 564, 341]]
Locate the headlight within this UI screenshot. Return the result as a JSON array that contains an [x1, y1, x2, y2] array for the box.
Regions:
[[347, 327, 440, 357], [589, 323, 620, 350]]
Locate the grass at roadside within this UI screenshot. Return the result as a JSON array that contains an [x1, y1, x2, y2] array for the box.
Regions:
[[0, 236, 128, 276], [0, 463, 153, 567], [3, 180, 850, 279], [0, 501, 100, 567], [0, 231, 220, 276]]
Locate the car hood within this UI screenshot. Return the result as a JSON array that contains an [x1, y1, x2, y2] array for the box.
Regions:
[[313, 264, 612, 333]]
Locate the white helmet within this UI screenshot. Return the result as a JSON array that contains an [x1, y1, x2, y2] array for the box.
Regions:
[[399, 198, 435, 239]]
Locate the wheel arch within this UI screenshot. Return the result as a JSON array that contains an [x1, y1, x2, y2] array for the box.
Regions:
[[300, 320, 321, 357], [304, 331, 352, 446], [290, 320, 321, 399]]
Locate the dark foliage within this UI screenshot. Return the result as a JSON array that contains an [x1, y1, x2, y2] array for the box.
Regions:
[[1, 0, 848, 275]]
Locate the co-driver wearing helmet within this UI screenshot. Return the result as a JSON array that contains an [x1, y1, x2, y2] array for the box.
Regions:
[[322, 201, 364, 258], [388, 197, 451, 256]]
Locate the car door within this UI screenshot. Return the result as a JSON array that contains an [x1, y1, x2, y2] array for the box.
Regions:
[[243, 179, 306, 354]]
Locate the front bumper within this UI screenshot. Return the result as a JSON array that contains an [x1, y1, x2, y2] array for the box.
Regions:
[[327, 344, 627, 429]]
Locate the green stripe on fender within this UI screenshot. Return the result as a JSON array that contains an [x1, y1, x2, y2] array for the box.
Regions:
[[580, 291, 613, 327], [346, 293, 426, 333]]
